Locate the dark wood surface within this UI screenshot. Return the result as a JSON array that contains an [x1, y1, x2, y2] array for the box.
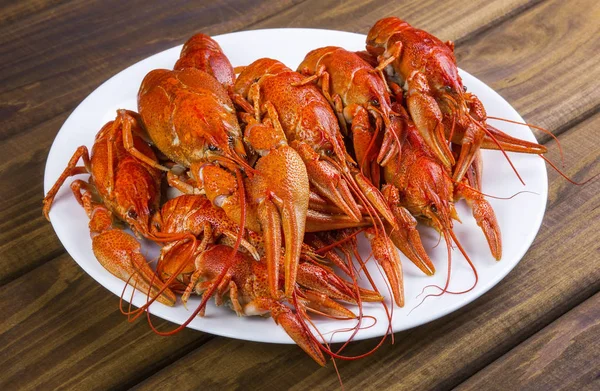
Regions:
[[1, 1, 598, 390]]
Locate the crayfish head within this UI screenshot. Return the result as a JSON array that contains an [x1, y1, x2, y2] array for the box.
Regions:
[[157, 240, 199, 293], [298, 103, 346, 161], [233, 58, 290, 98], [406, 157, 457, 233], [432, 56, 463, 95], [421, 197, 458, 236], [349, 70, 392, 114], [195, 245, 255, 293], [112, 157, 161, 237], [139, 68, 248, 169], [201, 133, 249, 170], [366, 17, 407, 56], [432, 53, 474, 121]]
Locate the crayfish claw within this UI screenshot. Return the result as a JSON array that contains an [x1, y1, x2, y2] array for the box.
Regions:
[[305, 209, 372, 232], [406, 86, 455, 169], [248, 144, 310, 298], [365, 227, 405, 307], [452, 123, 485, 183], [293, 141, 362, 222], [382, 184, 435, 275], [481, 123, 547, 155], [354, 171, 398, 230], [268, 300, 327, 366], [296, 262, 356, 303], [92, 230, 176, 306], [456, 183, 502, 260], [299, 290, 356, 319]]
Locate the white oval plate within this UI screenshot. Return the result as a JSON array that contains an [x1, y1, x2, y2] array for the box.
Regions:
[[44, 29, 547, 344]]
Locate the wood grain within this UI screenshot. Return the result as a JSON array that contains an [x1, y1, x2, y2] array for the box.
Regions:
[[457, 293, 600, 391], [0, 0, 302, 139], [250, 0, 539, 42], [135, 107, 600, 390], [0, 253, 210, 390], [0, 114, 68, 285]]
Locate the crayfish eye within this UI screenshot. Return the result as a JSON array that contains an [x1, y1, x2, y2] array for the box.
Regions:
[[208, 144, 218, 151], [444, 86, 453, 93], [370, 98, 380, 107], [128, 209, 138, 219], [463, 85, 468, 92], [430, 204, 438, 213], [227, 135, 234, 145]]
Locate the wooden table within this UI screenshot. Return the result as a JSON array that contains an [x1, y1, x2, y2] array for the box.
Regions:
[[2, 1, 599, 389]]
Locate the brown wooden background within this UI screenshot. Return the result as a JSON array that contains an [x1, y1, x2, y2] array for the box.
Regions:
[[1, 1, 599, 390]]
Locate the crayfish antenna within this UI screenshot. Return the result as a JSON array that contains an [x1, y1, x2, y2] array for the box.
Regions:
[[292, 228, 395, 369], [467, 113, 526, 186], [411, 229, 480, 313], [145, 257, 234, 336], [409, 231, 453, 314], [487, 117, 563, 165], [540, 155, 598, 186], [486, 117, 597, 185]]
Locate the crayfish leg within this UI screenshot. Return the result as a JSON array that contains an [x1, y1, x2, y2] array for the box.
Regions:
[[42, 145, 91, 220]]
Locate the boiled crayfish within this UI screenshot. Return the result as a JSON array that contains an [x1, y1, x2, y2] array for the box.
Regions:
[[366, 16, 547, 183], [42, 110, 180, 305]]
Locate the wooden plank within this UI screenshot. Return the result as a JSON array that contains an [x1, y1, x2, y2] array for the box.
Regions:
[[456, 293, 600, 391], [132, 111, 600, 390], [0, 0, 66, 26], [0, 113, 69, 285], [0, 253, 210, 391], [0, 0, 303, 285], [249, 0, 539, 42]]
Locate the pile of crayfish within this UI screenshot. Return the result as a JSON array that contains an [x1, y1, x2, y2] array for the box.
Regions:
[[43, 17, 564, 366]]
